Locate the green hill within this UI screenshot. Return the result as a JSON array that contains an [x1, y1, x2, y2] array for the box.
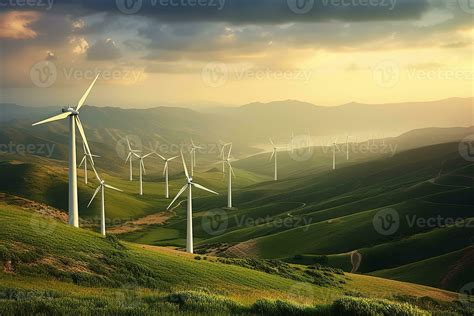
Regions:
[[0, 202, 468, 315]]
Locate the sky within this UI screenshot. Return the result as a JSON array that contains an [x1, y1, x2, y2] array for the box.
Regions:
[[0, 0, 473, 108]]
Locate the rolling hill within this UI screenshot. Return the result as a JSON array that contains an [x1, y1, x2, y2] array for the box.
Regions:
[[0, 202, 469, 315]]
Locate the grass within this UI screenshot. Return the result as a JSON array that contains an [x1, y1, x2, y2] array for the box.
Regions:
[[0, 203, 468, 315]]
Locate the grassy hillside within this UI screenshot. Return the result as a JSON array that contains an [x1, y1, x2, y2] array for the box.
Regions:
[[0, 203, 470, 315]]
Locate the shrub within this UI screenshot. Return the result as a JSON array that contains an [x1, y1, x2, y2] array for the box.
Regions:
[[331, 297, 430, 316]]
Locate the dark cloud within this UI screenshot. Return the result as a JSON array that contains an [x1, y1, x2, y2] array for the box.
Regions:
[[87, 38, 122, 60], [4, 0, 430, 23]]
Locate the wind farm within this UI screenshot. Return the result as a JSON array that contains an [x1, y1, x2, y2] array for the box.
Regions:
[[0, 1, 473, 315]]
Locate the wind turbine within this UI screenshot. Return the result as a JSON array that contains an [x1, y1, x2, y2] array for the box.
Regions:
[[78, 143, 100, 184], [32, 74, 100, 228], [190, 139, 203, 176], [270, 139, 287, 181], [125, 137, 141, 181], [87, 165, 122, 236], [167, 152, 218, 254], [132, 152, 154, 195], [333, 139, 341, 170], [222, 144, 236, 208], [155, 153, 179, 199], [346, 135, 351, 161], [219, 141, 232, 174]]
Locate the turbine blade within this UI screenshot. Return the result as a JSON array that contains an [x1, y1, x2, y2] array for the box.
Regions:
[[78, 156, 86, 168], [155, 152, 166, 161], [269, 138, 275, 146], [163, 162, 168, 176], [125, 152, 132, 163], [87, 186, 101, 207], [126, 137, 132, 151], [76, 73, 100, 111], [192, 183, 219, 195], [167, 184, 188, 210], [75, 116, 91, 158], [181, 151, 189, 179], [143, 152, 154, 158], [141, 159, 146, 175], [104, 184, 123, 192], [32, 112, 70, 126], [169, 156, 179, 161], [269, 150, 275, 162], [91, 164, 101, 181], [229, 164, 236, 178], [227, 143, 233, 160]]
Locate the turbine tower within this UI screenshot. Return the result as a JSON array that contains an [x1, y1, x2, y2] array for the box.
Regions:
[[269, 139, 287, 181], [32, 74, 100, 227], [78, 143, 100, 184], [346, 135, 351, 161], [132, 152, 154, 195], [190, 139, 203, 176], [167, 152, 218, 254], [156, 153, 179, 199], [222, 144, 236, 208], [87, 166, 123, 236], [125, 137, 141, 181]]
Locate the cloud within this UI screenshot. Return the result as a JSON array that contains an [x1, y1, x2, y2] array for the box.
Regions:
[[0, 11, 39, 39], [86, 38, 122, 60]]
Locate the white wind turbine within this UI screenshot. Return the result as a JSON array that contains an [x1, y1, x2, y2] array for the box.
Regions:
[[78, 143, 100, 184], [219, 141, 232, 174], [32, 74, 100, 227], [167, 152, 218, 254], [346, 135, 351, 161], [222, 144, 236, 209], [270, 139, 287, 181], [87, 165, 123, 236], [332, 139, 342, 170], [132, 152, 154, 196], [190, 139, 203, 176], [125, 137, 141, 181], [155, 153, 179, 199]]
